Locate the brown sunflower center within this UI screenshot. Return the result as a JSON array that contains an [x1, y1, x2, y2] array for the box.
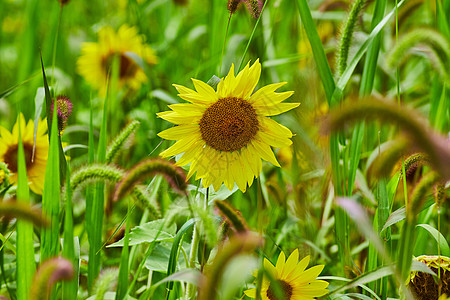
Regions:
[[266, 280, 293, 300], [199, 97, 258, 152], [102, 52, 139, 79], [3, 143, 34, 173]]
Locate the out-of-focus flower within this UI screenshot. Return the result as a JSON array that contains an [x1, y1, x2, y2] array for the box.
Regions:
[[77, 25, 157, 93], [0, 114, 48, 194], [244, 249, 329, 299], [410, 255, 450, 299]]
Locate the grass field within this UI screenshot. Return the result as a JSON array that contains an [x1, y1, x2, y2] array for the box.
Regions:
[[0, 0, 449, 299]]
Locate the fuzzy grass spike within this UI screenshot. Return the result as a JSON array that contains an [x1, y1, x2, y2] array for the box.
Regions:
[[113, 158, 187, 202]]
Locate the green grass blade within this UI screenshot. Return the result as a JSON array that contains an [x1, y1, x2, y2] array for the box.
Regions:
[[62, 165, 77, 299], [346, 123, 364, 196], [40, 94, 61, 262], [237, 0, 269, 72], [416, 224, 450, 256], [360, 0, 387, 96], [88, 61, 114, 289], [115, 200, 132, 300], [209, 0, 228, 75], [166, 218, 196, 295], [86, 98, 96, 291], [16, 117, 36, 300], [296, 0, 335, 104], [332, 0, 405, 104]]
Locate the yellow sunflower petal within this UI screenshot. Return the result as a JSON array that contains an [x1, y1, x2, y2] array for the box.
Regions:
[[275, 251, 286, 275], [176, 142, 204, 167], [243, 288, 257, 298], [229, 152, 247, 192], [167, 103, 205, 115], [289, 255, 310, 280], [256, 102, 300, 117], [251, 89, 294, 107], [160, 134, 201, 157], [260, 117, 293, 139], [0, 126, 14, 142], [157, 111, 201, 125], [264, 258, 277, 277], [234, 59, 261, 99], [173, 84, 216, 105], [257, 131, 292, 148], [192, 79, 219, 102], [250, 140, 280, 167], [217, 64, 237, 98], [292, 265, 325, 284], [158, 125, 199, 140], [282, 249, 299, 279], [248, 82, 287, 104]]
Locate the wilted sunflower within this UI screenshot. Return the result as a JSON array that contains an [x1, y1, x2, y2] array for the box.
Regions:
[[0, 114, 48, 194], [244, 249, 329, 300], [77, 25, 157, 93], [157, 59, 299, 192]]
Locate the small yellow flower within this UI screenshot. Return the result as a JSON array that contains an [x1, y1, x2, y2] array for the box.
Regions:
[[77, 25, 157, 93], [0, 114, 49, 194], [157, 59, 299, 192], [244, 249, 329, 300]]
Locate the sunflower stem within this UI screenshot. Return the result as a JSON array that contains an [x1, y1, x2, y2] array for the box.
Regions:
[[186, 187, 208, 299]]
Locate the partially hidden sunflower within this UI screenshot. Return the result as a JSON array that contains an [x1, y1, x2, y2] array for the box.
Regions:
[[244, 249, 329, 300], [0, 114, 48, 194], [157, 59, 299, 192], [77, 24, 157, 93]]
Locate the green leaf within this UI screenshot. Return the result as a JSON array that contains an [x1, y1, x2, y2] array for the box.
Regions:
[[16, 116, 36, 300], [62, 165, 78, 299], [331, 0, 405, 105], [296, 0, 335, 103], [40, 91, 61, 262], [115, 201, 132, 300], [166, 218, 195, 293], [145, 242, 187, 272], [416, 224, 450, 256], [107, 220, 176, 247]]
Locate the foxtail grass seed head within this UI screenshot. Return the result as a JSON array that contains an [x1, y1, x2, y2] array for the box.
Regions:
[[106, 120, 140, 164], [51, 96, 73, 135], [30, 257, 74, 300], [434, 183, 446, 207], [214, 200, 248, 233], [245, 0, 264, 18], [410, 255, 450, 299], [0, 201, 50, 228], [228, 0, 242, 14], [113, 158, 187, 202]]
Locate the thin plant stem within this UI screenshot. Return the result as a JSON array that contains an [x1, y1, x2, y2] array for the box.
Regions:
[[238, 0, 269, 71], [51, 4, 63, 90], [186, 187, 209, 299], [219, 13, 232, 76]]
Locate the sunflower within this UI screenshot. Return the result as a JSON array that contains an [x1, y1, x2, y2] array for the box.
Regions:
[[157, 59, 299, 192], [409, 255, 450, 299], [77, 24, 157, 93], [244, 249, 329, 300], [0, 114, 49, 194]]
